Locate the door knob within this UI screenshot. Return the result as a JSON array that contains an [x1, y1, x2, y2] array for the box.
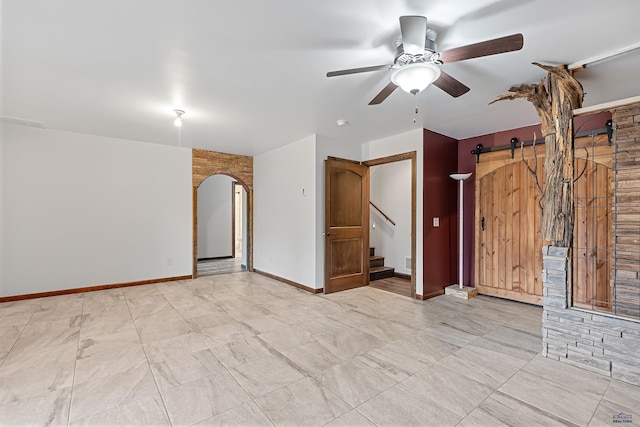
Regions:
[[323, 232, 332, 236]]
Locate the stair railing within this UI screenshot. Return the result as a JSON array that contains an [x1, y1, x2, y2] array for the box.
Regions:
[[370, 201, 396, 226]]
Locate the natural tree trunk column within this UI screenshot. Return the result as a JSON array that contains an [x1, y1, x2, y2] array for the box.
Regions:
[[492, 63, 584, 247]]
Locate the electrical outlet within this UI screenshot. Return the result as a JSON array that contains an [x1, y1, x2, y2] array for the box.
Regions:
[[166, 258, 172, 266], [433, 217, 440, 227]]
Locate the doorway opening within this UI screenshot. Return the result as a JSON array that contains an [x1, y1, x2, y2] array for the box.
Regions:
[[363, 152, 416, 298], [195, 174, 249, 277]]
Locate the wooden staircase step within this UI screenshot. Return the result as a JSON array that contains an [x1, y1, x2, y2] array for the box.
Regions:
[[370, 266, 395, 281], [370, 255, 385, 268]]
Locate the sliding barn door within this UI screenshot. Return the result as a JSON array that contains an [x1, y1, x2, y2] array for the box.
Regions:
[[475, 134, 613, 306], [475, 147, 545, 305]]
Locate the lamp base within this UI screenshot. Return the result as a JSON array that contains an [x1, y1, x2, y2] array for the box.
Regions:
[[444, 284, 478, 300]]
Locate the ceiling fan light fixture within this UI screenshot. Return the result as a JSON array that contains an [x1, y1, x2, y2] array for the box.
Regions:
[[391, 62, 441, 95]]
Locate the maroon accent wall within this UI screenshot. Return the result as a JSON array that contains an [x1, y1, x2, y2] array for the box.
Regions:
[[457, 111, 612, 287], [423, 129, 458, 294]]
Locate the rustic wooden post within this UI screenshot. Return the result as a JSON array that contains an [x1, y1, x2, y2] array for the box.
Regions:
[[492, 63, 584, 247]]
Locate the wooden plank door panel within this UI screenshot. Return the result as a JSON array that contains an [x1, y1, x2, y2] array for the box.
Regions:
[[475, 134, 613, 307], [476, 156, 545, 305]]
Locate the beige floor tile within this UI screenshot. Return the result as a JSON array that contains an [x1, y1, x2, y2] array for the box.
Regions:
[[185, 311, 236, 332], [74, 345, 147, 385], [3, 273, 640, 427], [77, 329, 142, 360], [324, 410, 376, 427], [230, 354, 306, 398], [255, 377, 351, 427], [144, 332, 208, 361], [355, 317, 416, 342], [0, 344, 77, 403], [457, 391, 574, 427], [522, 354, 610, 395], [356, 383, 462, 427], [589, 397, 640, 427], [126, 294, 172, 320], [438, 341, 529, 388], [258, 325, 316, 352], [20, 313, 85, 337], [161, 371, 251, 426], [0, 386, 71, 427], [194, 401, 274, 426], [10, 326, 80, 355], [69, 394, 170, 426], [315, 328, 385, 361], [70, 362, 158, 422], [150, 348, 225, 390], [281, 341, 344, 375], [241, 314, 290, 334], [498, 369, 603, 425], [210, 335, 273, 368], [121, 284, 161, 299], [80, 312, 137, 339], [419, 323, 481, 347], [197, 322, 255, 347], [602, 378, 640, 410], [402, 363, 494, 417], [0, 325, 23, 354], [319, 358, 398, 407]]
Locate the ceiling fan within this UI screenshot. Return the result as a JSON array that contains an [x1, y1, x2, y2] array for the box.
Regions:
[[326, 16, 524, 105]]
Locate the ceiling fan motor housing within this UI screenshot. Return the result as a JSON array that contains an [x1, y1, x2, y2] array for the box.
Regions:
[[394, 37, 438, 67]]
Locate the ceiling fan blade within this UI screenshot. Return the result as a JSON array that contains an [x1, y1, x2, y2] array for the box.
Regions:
[[433, 71, 470, 98], [399, 16, 427, 55], [439, 33, 524, 64], [369, 82, 398, 105], [326, 64, 392, 77]]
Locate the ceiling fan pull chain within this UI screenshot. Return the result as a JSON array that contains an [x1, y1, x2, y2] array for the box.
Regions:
[[413, 106, 419, 123]]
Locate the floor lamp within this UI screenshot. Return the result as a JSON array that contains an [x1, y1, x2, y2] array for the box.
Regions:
[[446, 172, 477, 299]]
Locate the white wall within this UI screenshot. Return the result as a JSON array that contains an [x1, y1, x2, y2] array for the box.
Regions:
[[254, 135, 317, 288], [197, 175, 233, 259], [0, 126, 4, 296], [315, 135, 362, 288], [1, 124, 192, 297], [370, 160, 412, 274], [362, 128, 424, 294]]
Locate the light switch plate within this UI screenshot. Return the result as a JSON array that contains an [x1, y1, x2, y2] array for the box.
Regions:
[[433, 217, 440, 227]]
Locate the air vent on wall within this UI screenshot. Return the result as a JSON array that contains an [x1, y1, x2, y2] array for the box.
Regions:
[[0, 116, 47, 129]]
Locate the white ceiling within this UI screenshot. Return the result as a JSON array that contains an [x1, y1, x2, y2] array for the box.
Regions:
[[2, 0, 640, 156]]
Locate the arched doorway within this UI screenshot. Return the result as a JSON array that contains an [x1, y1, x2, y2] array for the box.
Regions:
[[192, 149, 253, 278], [196, 174, 249, 276]]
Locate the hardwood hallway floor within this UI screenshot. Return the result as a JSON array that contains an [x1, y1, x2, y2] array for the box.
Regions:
[[369, 276, 413, 297]]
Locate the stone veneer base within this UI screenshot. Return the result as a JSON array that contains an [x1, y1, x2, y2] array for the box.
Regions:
[[542, 245, 640, 386], [444, 285, 478, 300]]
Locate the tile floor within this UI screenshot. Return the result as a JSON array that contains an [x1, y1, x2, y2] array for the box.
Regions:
[[0, 272, 639, 426], [197, 258, 245, 277]]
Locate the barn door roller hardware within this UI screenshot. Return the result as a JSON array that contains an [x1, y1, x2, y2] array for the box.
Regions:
[[471, 144, 484, 163], [470, 122, 611, 162]]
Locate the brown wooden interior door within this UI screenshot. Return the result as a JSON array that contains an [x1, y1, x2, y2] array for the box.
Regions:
[[324, 158, 370, 294]]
